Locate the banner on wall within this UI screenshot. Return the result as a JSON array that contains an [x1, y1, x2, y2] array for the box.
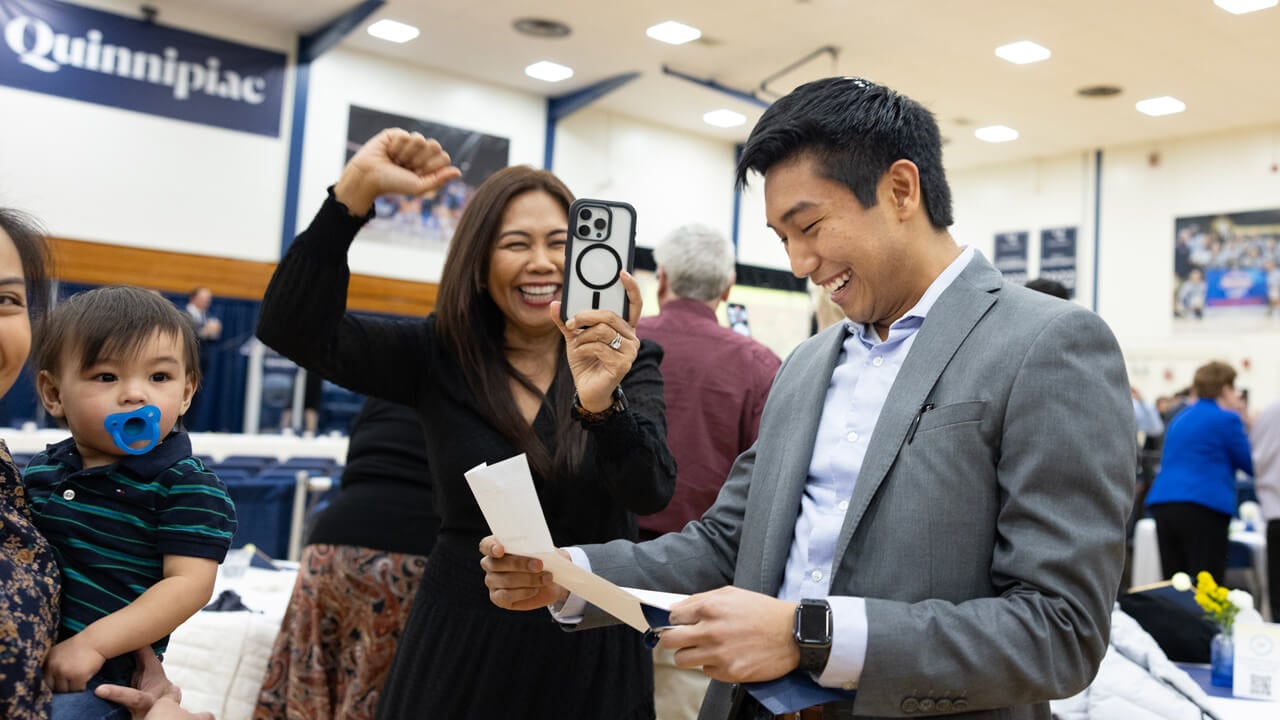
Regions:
[[1172, 208, 1280, 331], [1038, 226, 1077, 298], [993, 231, 1029, 284], [347, 105, 510, 249], [0, 0, 285, 137]]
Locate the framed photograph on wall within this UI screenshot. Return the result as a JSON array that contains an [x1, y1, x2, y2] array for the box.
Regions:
[[1173, 208, 1280, 331], [346, 105, 510, 249]]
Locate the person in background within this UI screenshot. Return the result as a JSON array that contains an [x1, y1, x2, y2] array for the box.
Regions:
[[634, 224, 780, 719], [256, 129, 675, 719], [1132, 387, 1165, 513], [1249, 396, 1280, 620], [1024, 276, 1070, 300], [481, 76, 1135, 720], [256, 397, 437, 719], [26, 286, 237, 718], [1145, 360, 1253, 582], [185, 288, 222, 344], [183, 287, 221, 429], [280, 371, 324, 437]]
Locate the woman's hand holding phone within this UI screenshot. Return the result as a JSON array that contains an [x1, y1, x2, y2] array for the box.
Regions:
[[552, 271, 642, 412]]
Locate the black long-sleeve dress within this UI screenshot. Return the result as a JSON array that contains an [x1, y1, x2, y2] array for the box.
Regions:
[[257, 191, 676, 719]]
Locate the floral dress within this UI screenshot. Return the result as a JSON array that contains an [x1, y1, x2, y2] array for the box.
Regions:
[[0, 439, 61, 719]]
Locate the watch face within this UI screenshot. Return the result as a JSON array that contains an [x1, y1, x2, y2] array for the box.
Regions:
[[798, 602, 831, 643]]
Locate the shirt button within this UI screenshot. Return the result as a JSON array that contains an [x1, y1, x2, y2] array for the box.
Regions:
[[838, 500, 849, 511], [872, 356, 884, 367], [810, 570, 823, 582], [62, 489, 75, 501], [845, 431, 858, 443]]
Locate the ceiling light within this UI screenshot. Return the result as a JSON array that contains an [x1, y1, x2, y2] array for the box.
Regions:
[[646, 21, 702, 45], [1214, 0, 1278, 14], [994, 41, 1051, 65], [1136, 96, 1186, 117], [524, 61, 574, 83], [367, 19, 420, 44], [974, 125, 1019, 143], [703, 109, 745, 128]]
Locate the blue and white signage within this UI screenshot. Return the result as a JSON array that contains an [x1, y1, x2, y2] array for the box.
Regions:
[[1039, 226, 1078, 298], [993, 231, 1029, 284], [0, 0, 285, 137]]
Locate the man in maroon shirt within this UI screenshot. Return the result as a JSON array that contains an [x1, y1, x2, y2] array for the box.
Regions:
[[636, 224, 781, 720]]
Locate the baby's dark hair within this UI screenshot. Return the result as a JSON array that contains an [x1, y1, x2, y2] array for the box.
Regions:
[[32, 285, 201, 385]]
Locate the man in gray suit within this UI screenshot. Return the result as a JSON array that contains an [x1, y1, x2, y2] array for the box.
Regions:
[[482, 77, 1135, 719]]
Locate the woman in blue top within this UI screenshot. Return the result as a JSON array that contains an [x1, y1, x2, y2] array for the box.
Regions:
[[1146, 360, 1254, 581]]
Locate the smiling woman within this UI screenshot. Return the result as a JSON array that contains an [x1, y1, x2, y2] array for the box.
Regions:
[[255, 128, 675, 719], [0, 207, 60, 720]]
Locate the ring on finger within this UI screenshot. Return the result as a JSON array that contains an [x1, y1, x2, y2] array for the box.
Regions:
[[608, 331, 623, 351]]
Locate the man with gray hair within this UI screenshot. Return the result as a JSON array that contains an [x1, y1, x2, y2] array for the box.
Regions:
[[637, 224, 781, 719]]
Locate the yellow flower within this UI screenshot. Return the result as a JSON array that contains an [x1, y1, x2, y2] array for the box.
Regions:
[[1178, 572, 1240, 632]]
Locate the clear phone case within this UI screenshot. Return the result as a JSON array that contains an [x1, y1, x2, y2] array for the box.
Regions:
[[560, 198, 637, 322]]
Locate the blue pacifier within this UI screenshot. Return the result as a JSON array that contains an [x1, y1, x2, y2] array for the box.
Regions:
[[104, 405, 162, 455]]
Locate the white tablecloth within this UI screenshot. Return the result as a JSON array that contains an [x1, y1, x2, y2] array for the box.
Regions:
[[164, 564, 298, 720], [1132, 517, 1270, 620]]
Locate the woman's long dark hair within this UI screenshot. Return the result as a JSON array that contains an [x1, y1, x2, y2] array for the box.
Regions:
[[434, 167, 586, 481]]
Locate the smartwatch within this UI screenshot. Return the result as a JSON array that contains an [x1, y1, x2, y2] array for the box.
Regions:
[[793, 598, 832, 675]]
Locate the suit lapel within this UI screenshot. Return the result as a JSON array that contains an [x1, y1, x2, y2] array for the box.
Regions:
[[831, 253, 1003, 570], [752, 324, 846, 594]]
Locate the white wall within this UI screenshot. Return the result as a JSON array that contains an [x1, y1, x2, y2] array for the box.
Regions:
[[0, 0, 294, 262], [553, 106, 736, 252], [950, 152, 1097, 305], [301, 48, 546, 282], [736, 176, 791, 272], [1099, 126, 1280, 407], [945, 126, 1280, 407]]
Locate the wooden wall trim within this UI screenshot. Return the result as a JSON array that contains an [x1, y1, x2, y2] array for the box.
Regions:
[[48, 237, 436, 317]]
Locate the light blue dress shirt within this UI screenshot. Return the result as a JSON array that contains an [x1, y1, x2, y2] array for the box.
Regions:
[[792, 246, 973, 688], [561, 246, 976, 690]]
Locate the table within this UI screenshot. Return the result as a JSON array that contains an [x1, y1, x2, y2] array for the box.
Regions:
[[165, 563, 298, 720], [0, 427, 348, 463], [1132, 518, 1270, 621], [1176, 663, 1279, 719]]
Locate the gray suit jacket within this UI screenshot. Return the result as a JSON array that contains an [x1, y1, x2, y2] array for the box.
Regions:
[[582, 253, 1136, 719]]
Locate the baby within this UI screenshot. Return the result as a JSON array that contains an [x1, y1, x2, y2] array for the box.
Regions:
[[23, 285, 236, 718]]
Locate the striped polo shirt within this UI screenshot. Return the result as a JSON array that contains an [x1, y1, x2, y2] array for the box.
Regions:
[[23, 431, 236, 653]]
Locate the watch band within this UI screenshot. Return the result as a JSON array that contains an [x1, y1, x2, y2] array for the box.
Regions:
[[572, 386, 627, 423]]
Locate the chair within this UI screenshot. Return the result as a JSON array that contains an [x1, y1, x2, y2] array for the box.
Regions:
[[212, 455, 277, 476], [275, 456, 336, 475], [222, 476, 295, 559]]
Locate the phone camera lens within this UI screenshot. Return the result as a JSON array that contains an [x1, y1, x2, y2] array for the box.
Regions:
[[578, 225, 591, 236], [579, 209, 592, 220], [593, 218, 606, 230]]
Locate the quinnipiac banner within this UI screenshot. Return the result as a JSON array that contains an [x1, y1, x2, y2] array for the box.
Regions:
[[1039, 226, 1077, 298], [993, 231, 1029, 285], [0, 0, 286, 137]]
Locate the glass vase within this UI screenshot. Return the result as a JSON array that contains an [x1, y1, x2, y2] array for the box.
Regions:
[[1210, 630, 1234, 688]]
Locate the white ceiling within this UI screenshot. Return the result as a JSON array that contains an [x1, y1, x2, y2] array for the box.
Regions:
[[168, 0, 1280, 170]]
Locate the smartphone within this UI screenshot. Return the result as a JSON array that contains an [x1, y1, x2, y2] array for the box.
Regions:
[[560, 198, 637, 322], [727, 302, 751, 336]]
